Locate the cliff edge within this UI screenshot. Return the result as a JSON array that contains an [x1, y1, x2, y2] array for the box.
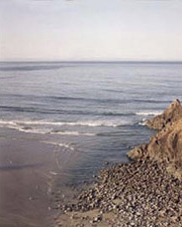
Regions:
[[128, 99, 182, 179], [146, 99, 182, 130]]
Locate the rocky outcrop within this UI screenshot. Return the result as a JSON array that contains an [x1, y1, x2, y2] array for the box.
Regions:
[[146, 99, 182, 130], [128, 99, 182, 179]]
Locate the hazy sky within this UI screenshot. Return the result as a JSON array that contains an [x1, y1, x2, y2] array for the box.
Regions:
[[0, 0, 182, 61]]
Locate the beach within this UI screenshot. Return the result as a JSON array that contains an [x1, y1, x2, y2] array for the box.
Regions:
[[1, 0, 182, 225], [0, 128, 82, 227], [1, 62, 182, 226], [2, 102, 182, 227], [56, 160, 182, 227]]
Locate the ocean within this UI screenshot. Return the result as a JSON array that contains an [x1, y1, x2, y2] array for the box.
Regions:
[[0, 61, 182, 185]]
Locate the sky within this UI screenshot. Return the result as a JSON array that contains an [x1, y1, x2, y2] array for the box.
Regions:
[[0, 0, 182, 61]]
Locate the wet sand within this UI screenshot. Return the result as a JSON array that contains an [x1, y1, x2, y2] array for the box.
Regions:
[[0, 128, 80, 227]]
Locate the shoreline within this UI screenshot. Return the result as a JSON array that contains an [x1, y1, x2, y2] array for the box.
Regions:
[[0, 128, 81, 227], [55, 160, 182, 226], [0, 127, 125, 227], [55, 100, 182, 226], [2, 99, 182, 226]]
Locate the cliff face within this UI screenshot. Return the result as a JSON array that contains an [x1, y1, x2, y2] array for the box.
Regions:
[[128, 99, 182, 179], [146, 99, 182, 130]]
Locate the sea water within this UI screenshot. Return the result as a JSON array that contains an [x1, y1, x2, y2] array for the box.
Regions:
[[0, 61, 182, 184]]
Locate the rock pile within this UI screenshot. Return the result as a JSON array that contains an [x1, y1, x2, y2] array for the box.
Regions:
[[58, 160, 182, 226]]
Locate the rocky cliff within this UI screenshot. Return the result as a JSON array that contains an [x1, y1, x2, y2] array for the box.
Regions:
[[146, 99, 182, 130], [128, 99, 182, 179]]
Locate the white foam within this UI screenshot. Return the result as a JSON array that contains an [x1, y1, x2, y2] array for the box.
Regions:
[[136, 111, 162, 116], [49, 171, 58, 176], [21, 120, 122, 127], [50, 131, 95, 136], [0, 121, 96, 136], [0, 120, 16, 126], [138, 121, 147, 126], [0, 120, 49, 134], [0, 119, 125, 128], [42, 141, 75, 151], [18, 127, 49, 134]]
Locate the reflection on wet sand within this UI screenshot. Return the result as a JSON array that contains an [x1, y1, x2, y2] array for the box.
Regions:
[[0, 129, 83, 227]]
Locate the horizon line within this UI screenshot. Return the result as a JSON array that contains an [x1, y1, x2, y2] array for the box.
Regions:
[[1, 60, 182, 64]]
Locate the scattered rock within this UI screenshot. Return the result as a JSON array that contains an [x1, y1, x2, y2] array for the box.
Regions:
[[57, 160, 182, 226]]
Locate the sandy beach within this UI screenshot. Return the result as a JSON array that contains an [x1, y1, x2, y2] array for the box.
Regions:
[[0, 128, 81, 227]]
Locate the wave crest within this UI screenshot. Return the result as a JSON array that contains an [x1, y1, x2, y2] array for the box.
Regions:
[[0, 119, 125, 128], [136, 111, 162, 116]]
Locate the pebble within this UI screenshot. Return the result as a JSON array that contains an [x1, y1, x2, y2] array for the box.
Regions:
[[58, 160, 182, 226]]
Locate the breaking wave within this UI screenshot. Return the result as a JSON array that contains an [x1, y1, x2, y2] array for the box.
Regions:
[[0, 119, 131, 136], [50, 130, 95, 136], [0, 119, 127, 128], [136, 111, 162, 116]]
